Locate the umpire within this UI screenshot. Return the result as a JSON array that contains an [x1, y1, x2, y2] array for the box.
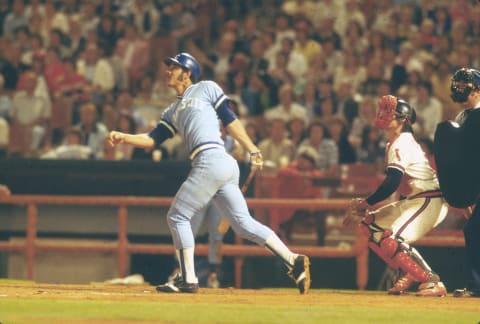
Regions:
[[435, 67, 480, 298]]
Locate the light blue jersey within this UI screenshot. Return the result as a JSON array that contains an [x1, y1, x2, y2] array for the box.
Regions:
[[161, 81, 226, 155]]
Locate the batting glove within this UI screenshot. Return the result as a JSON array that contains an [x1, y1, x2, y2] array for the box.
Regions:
[[249, 151, 264, 170]]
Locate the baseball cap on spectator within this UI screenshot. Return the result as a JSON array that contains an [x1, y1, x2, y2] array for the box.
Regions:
[[297, 146, 320, 167]]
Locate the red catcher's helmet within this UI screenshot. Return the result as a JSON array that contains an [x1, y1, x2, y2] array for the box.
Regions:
[[374, 95, 416, 129]]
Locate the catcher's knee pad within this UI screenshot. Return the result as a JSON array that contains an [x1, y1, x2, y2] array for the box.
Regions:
[[368, 231, 400, 269], [358, 213, 379, 239]]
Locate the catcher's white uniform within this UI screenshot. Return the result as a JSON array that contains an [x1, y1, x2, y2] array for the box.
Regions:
[[372, 132, 448, 243]]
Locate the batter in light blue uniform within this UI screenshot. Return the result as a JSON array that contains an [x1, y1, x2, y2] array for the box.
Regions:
[[108, 53, 310, 294]]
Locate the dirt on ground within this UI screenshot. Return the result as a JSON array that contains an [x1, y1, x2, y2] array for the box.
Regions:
[[0, 282, 479, 313]]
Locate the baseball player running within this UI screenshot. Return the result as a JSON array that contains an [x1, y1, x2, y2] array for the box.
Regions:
[[343, 95, 448, 296], [108, 53, 310, 294]]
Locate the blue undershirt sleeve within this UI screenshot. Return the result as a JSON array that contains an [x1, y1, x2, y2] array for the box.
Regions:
[[148, 120, 176, 146], [366, 167, 403, 205], [215, 98, 237, 127]]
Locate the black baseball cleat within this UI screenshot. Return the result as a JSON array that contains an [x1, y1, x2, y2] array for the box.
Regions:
[[156, 274, 199, 293], [453, 288, 480, 298], [288, 255, 311, 294]]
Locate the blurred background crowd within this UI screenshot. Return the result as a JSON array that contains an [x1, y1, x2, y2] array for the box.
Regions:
[[0, 0, 476, 174]]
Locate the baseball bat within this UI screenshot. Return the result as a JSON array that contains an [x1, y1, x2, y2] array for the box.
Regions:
[[240, 166, 257, 194]]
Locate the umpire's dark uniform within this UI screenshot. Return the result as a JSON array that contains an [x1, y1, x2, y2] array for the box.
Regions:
[[435, 67, 480, 298], [456, 108, 480, 297]]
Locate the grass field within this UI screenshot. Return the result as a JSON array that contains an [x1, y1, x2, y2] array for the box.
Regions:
[[0, 281, 478, 324]]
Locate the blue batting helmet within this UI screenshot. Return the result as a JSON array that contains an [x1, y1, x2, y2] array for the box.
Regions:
[[164, 52, 201, 82]]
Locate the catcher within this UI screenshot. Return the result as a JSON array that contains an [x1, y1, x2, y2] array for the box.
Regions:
[[343, 95, 449, 297]]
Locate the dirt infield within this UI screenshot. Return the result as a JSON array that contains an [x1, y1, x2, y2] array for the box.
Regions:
[[1, 282, 479, 310]]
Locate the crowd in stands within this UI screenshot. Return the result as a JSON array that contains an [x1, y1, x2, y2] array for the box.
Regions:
[[0, 0, 477, 178]]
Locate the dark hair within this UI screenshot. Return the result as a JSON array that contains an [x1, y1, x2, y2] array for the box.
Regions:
[[307, 120, 331, 139]]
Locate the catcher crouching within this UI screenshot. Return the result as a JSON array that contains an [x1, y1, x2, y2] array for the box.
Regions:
[[343, 95, 449, 297]]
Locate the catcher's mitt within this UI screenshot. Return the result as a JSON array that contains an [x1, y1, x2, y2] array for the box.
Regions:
[[342, 198, 367, 226]]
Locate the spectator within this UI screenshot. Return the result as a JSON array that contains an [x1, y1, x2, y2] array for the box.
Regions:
[[66, 15, 87, 60], [265, 83, 307, 123], [396, 4, 419, 42], [272, 12, 295, 49], [0, 40, 23, 90], [41, 128, 92, 160], [28, 11, 45, 42], [321, 37, 342, 80], [76, 43, 115, 98], [43, 47, 65, 95], [115, 90, 147, 131], [166, 1, 195, 51], [430, 59, 455, 118], [277, 146, 326, 244], [53, 57, 91, 103], [25, 0, 45, 18], [0, 115, 8, 157], [315, 95, 337, 125], [73, 102, 108, 160], [211, 31, 236, 84], [115, 22, 150, 92], [20, 33, 45, 66], [124, 0, 160, 39], [349, 96, 378, 150], [79, 1, 99, 38], [328, 116, 356, 164], [3, 0, 28, 41], [0, 183, 10, 196], [355, 124, 385, 164], [260, 29, 279, 70], [292, 21, 322, 69], [333, 51, 366, 94], [258, 117, 296, 170], [10, 70, 51, 156], [247, 36, 269, 77], [43, 0, 69, 40], [105, 112, 136, 161], [410, 81, 443, 140], [269, 52, 295, 87], [269, 37, 307, 87], [235, 14, 260, 55], [97, 14, 118, 56], [344, 19, 368, 57], [132, 73, 165, 125], [297, 80, 319, 121], [287, 113, 307, 149], [298, 120, 338, 172], [335, 79, 359, 128], [17, 56, 51, 118], [0, 74, 12, 119]]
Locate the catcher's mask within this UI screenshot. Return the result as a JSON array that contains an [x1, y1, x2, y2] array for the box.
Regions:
[[374, 95, 416, 129], [164, 52, 201, 82], [450, 68, 480, 103]]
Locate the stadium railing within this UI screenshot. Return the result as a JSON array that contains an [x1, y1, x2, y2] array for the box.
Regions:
[[0, 195, 464, 289]]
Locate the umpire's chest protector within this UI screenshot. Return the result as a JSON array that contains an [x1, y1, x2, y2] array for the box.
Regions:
[[434, 109, 480, 208]]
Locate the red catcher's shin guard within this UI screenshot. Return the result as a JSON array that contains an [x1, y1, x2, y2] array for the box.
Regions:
[[379, 235, 430, 283], [393, 251, 430, 283], [366, 230, 431, 283]]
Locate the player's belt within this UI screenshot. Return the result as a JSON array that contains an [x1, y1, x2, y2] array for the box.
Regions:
[[189, 142, 224, 160], [408, 190, 443, 200]]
